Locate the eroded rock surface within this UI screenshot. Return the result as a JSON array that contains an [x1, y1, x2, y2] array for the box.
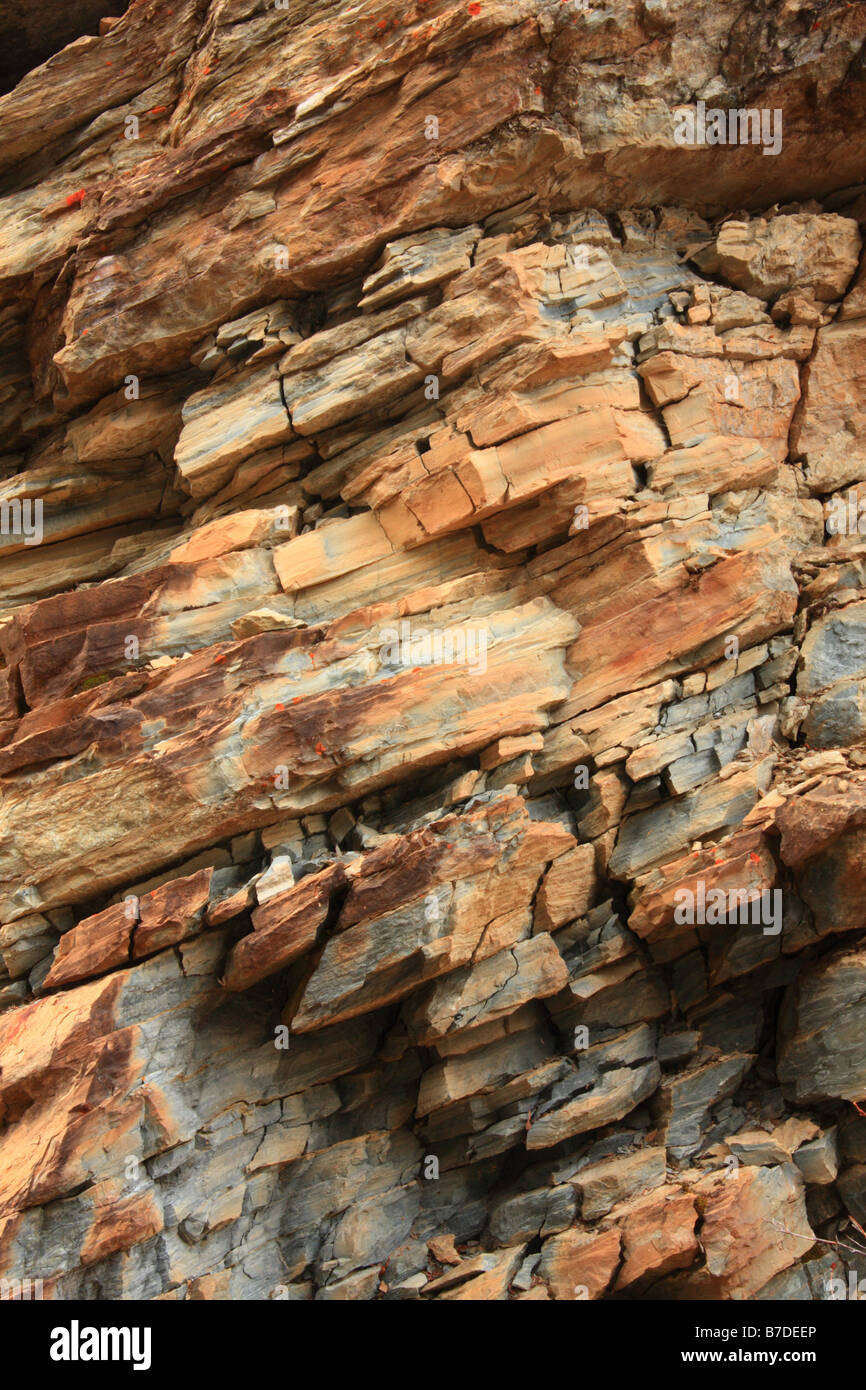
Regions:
[[1, 0, 866, 1302]]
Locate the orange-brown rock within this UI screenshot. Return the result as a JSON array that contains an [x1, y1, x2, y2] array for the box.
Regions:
[[0, 0, 865, 1309]]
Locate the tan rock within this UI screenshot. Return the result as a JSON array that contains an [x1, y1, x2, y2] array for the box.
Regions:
[[223, 863, 345, 992], [574, 1147, 667, 1221], [537, 1226, 622, 1301], [427, 1233, 461, 1267], [1, 0, 865, 1308], [534, 844, 597, 932], [168, 507, 299, 565], [678, 1165, 812, 1299], [792, 318, 866, 493], [614, 1186, 699, 1290], [693, 214, 861, 303], [425, 1247, 525, 1301], [43, 902, 134, 990]]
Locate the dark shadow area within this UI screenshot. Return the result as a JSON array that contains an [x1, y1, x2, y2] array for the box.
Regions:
[[0, 1, 130, 95]]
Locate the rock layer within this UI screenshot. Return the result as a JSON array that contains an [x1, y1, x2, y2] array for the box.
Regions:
[[1, 0, 866, 1302]]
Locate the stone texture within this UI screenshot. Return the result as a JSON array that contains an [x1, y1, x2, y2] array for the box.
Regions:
[[0, 0, 865, 1306], [671, 1165, 812, 1300], [778, 947, 866, 1104]]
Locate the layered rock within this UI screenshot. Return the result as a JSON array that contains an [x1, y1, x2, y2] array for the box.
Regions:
[[1, 0, 866, 1302]]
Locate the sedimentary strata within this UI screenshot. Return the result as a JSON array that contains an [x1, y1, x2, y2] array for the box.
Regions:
[[1, 0, 866, 1302]]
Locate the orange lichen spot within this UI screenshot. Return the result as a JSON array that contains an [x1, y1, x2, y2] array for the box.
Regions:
[[274, 703, 285, 711], [749, 852, 761, 863], [213, 653, 227, 664], [291, 696, 302, 704], [315, 742, 327, 756], [150, 105, 168, 114], [66, 189, 87, 207], [468, 1, 481, 12]]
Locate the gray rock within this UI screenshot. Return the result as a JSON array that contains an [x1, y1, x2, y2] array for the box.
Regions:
[[574, 1146, 666, 1220], [658, 1031, 701, 1067], [798, 601, 866, 698], [794, 1129, 838, 1185], [487, 1184, 576, 1247], [837, 1164, 866, 1226], [511, 1252, 540, 1292], [754, 1265, 813, 1300], [839, 1113, 866, 1164], [805, 1184, 843, 1229], [778, 947, 866, 1103], [657, 1054, 753, 1154]]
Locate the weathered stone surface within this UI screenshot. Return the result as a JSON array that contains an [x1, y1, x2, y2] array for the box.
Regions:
[[534, 844, 597, 932], [726, 1117, 818, 1167], [793, 317, 866, 495], [657, 1056, 754, 1155], [223, 862, 345, 994], [400, 935, 568, 1049], [614, 1186, 699, 1290], [793, 1129, 838, 1186], [134, 868, 213, 961], [487, 1183, 575, 1249], [797, 603, 866, 747], [43, 900, 133, 990], [0, 0, 865, 1308], [692, 215, 861, 304], [666, 1166, 812, 1300], [574, 1147, 667, 1222], [778, 947, 866, 1104], [292, 799, 572, 1034], [526, 1061, 661, 1151], [423, 1245, 525, 1301], [537, 1225, 622, 1302]]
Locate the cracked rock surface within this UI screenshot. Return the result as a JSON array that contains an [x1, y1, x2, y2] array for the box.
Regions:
[[1, 0, 866, 1301]]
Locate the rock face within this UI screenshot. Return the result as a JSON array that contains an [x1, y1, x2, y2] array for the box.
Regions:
[[1, 0, 866, 1302]]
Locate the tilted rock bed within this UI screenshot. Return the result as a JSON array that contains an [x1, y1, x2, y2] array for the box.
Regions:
[[1, 0, 866, 1300]]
